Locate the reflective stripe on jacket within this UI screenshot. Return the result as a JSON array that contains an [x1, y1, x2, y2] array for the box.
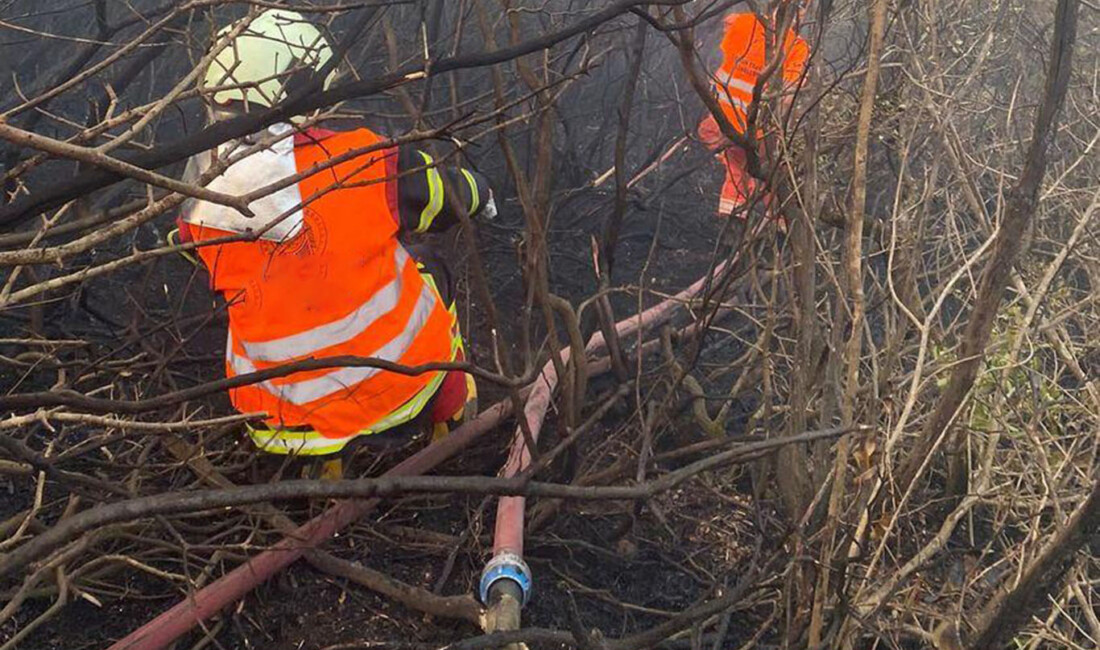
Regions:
[[183, 127, 458, 446], [712, 9, 809, 135]]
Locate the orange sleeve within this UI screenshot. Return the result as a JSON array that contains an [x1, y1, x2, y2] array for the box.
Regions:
[[783, 32, 810, 86]]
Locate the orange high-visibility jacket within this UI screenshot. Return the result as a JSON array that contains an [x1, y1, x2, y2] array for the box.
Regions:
[[712, 5, 809, 135], [181, 127, 462, 454]]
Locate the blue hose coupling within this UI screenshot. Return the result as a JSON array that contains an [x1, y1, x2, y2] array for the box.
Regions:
[[478, 552, 532, 607]]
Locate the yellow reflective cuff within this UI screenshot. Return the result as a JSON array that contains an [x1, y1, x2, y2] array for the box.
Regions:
[[460, 168, 480, 215], [167, 228, 200, 267], [417, 151, 445, 233]]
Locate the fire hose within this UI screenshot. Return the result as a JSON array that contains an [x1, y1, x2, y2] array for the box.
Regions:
[[479, 260, 729, 628]]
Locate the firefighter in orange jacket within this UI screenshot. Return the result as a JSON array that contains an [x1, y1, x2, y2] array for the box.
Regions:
[[177, 10, 494, 465], [700, 2, 808, 220]]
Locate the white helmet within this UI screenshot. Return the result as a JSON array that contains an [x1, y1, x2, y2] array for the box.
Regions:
[[201, 9, 336, 110]]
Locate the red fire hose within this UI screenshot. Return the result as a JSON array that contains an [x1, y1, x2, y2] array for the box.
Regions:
[[484, 261, 730, 603]]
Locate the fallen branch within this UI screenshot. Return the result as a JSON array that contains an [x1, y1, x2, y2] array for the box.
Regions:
[[0, 426, 847, 583], [0, 123, 252, 216], [0, 355, 534, 414], [307, 551, 484, 625]]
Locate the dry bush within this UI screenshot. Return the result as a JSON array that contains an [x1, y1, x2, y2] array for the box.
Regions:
[[0, 1, 1095, 649]]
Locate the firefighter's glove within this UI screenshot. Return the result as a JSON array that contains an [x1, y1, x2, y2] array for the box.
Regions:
[[478, 189, 498, 222]]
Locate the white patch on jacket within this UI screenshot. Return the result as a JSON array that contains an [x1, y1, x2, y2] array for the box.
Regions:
[[180, 123, 305, 242]]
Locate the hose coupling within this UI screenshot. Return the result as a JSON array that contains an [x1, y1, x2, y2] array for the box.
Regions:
[[478, 552, 532, 607]]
